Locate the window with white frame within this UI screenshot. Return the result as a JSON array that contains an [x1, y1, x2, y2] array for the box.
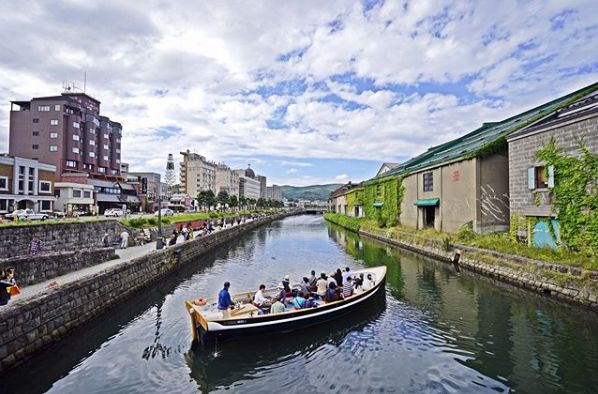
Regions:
[[83, 190, 91, 198], [116, 159, 121, 164], [73, 121, 80, 129], [54, 104, 61, 111], [50, 132, 58, 139], [49, 145, 58, 152], [32, 131, 39, 136], [528, 165, 554, 190], [115, 149, 120, 153], [72, 134, 80, 141], [73, 189, 82, 198], [98, 167, 106, 173], [66, 160, 77, 168], [89, 140, 95, 146], [103, 145, 109, 150], [39, 180, 52, 192], [72, 147, 80, 154], [38, 105, 50, 112], [0, 176, 8, 191], [103, 133, 109, 139], [50, 119, 59, 125], [89, 152, 96, 158], [103, 155, 109, 161], [89, 128, 95, 134], [40, 200, 51, 211]]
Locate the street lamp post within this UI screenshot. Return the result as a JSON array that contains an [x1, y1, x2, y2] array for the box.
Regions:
[[156, 197, 164, 250]]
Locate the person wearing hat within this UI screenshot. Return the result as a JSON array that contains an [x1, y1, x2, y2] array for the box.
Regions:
[[281, 275, 292, 297]]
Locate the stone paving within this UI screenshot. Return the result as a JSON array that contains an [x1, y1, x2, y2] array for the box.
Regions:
[[17, 232, 191, 301]]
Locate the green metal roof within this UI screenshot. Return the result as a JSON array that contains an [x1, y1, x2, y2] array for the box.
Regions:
[[414, 198, 440, 207], [379, 82, 598, 179]]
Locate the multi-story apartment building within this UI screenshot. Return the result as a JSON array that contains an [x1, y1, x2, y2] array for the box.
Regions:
[[266, 184, 282, 201], [234, 167, 261, 199], [215, 164, 240, 197], [180, 150, 216, 197], [256, 175, 267, 198], [9, 92, 122, 181], [0, 155, 56, 214]]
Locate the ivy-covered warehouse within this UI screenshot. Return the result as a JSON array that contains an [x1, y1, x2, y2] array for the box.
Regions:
[[352, 83, 598, 234], [507, 85, 598, 249]]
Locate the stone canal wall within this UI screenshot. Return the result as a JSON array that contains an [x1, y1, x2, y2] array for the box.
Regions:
[[358, 228, 598, 311], [0, 220, 129, 258], [0, 213, 290, 370], [0, 248, 116, 287]]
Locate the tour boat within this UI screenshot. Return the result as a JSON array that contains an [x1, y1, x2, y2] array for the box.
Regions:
[[185, 266, 387, 343]]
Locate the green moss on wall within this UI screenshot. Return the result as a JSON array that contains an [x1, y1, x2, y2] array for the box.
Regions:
[[363, 176, 405, 227]]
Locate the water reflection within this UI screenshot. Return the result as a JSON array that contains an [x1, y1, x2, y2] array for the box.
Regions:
[[186, 292, 386, 393], [327, 222, 598, 393]]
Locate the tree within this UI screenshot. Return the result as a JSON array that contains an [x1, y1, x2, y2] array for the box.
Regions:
[[239, 196, 247, 210], [257, 197, 266, 208], [229, 195, 238, 210], [196, 190, 208, 211], [217, 190, 230, 210], [205, 190, 216, 211]]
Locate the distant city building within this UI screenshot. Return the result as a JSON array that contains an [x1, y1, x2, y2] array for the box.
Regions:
[[256, 175, 267, 198], [88, 178, 141, 214], [54, 181, 94, 215], [215, 163, 240, 196], [9, 92, 122, 181], [127, 172, 161, 200], [266, 184, 282, 201], [0, 155, 56, 214], [234, 166, 260, 199], [179, 150, 216, 197], [120, 162, 130, 174]]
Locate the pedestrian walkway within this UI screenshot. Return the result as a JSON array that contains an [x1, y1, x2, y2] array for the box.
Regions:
[[17, 233, 189, 301]]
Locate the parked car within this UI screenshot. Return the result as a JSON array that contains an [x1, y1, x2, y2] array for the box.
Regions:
[[4, 209, 49, 221], [104, 208, 125, 217], [154, 208, 175, 217]]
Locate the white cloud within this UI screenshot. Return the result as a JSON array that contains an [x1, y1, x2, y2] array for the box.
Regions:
[[335, 174, 348, 180], [286, 168, 299, 174], [0, 0, 596, 185]]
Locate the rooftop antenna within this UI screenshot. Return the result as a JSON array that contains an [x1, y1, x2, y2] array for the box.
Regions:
[[62, 80, 81, 93], [83, 71, 87, 93]]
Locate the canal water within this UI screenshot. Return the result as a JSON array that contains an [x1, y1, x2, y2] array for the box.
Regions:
[[4, 215, 598, 393]]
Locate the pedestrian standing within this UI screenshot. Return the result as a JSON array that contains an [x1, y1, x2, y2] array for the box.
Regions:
[[120, 230, 129, 249], [181, 225, 189, 241], [217, 281, 235, 318], [28, 235, 44, 255]]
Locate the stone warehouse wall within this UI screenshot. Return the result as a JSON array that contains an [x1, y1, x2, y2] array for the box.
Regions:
[[0, 213, 289, 370], [0, 248, 116, 287], [0, 220, 130, 259], [359, 228, 598, 310]]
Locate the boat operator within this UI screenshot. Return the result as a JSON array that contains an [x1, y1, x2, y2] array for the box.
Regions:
[[218, 281, 235, 318]]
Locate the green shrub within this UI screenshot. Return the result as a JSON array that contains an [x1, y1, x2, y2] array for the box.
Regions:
[[125, 218, 147, 228], [324, 212, 364, 232], [147, 217, 157, 226], [456, 221, 475, 241]]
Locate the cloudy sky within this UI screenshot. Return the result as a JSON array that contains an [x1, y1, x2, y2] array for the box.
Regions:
[[0, 0, 596, 186]]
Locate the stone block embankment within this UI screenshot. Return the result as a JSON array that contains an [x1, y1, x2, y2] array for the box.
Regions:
[[0, 213, 289, 370], [0, 220, 129, 259], [0, 248, 116, 287], [359, 229, 598, 311]]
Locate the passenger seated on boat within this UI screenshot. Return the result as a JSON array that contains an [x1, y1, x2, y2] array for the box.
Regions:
[[316, 273, 328, 298], [353, 278, 364, 294], [342, 267, 351, 282], [333, 268, 343, 286], [303, 295, 317, 308], [324, 282, 339, 303], [343, 276, 353, 298], [293, 292, 306, 309], [282, 275, 292, 297], [270, 295, 286, 314], [253, 284, 272, 309], [308, 270, 317, 290], [362, 274, 375, 291], [299, 277, 311, 296]]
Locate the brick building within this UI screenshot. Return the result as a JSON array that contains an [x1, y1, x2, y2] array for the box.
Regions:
[[507, 86, 598, 248], [9, 92, 122, 181]]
